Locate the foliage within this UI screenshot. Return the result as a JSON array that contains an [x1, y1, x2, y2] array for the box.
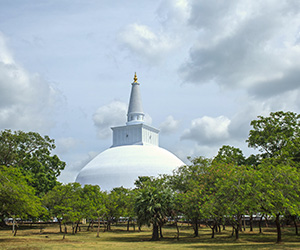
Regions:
[[0, 165, 44, 223], [256, 162, 300, 242], [247, 111, 300, 160], [213, 145, 246, 165], [82, 185, 107, 220], [170, 157, 212, 236], [0, 129, 65, 196], [135, 177, 173, 240], [42, 182, 85, 235]]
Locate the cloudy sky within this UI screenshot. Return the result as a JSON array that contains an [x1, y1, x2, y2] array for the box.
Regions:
[[1, 0, 300, 183]]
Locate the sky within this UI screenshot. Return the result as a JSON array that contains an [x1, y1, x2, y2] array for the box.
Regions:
[[1, 0, 300, 183]]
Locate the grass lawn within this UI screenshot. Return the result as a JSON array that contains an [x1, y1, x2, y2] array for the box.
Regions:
[[0, 223, 299, 249]]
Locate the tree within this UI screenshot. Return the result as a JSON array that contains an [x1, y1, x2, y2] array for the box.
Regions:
[[103, 187, 127, 231], [212, 163, 258, 240], [0, 166, 44, 232], [82, 185, 107, 237], [247, 111, 300, 161], [42, 183, 85, 238], [256, 162, 300, 243], [0, 129, 65, 196], [135, 177, 173, 241], [213, 145, 246, 166], [170, 157, 212, 237]]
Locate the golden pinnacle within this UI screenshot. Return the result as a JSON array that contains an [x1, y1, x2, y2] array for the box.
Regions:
[[133, 72, 138, 83]]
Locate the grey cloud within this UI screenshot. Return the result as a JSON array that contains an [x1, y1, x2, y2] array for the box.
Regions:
[[159, 115, 180, 134], [179, 1, 300, 98], [248, 67, 300, 98], [93, 101, 127, 139], [181, 115, 231, 145], [188, 0, 239, 30]]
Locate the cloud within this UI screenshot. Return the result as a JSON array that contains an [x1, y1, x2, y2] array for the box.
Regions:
[[93, 100, 153, 139], [119, 23, 178, 64], [181, 116, 231, 145], [157, 0, 191, 28], [55, 137, 79, 154], [179, 1, 300, 97], [93, 101, 128, 139], [0, 32, 58, 132], [159, 115, 180, 134]]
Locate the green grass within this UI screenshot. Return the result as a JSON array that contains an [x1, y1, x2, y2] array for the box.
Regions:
[[0, 223, 299, 249]]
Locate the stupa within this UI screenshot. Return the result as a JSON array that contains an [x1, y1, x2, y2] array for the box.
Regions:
[[75, 74, 184, 190]]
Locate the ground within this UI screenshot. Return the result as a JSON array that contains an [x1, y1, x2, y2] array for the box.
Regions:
[[0, 223, 299, 249]]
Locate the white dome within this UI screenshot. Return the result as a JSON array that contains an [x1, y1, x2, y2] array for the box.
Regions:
[[75, 145, 184, 191]]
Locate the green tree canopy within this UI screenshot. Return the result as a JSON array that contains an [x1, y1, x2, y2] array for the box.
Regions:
[[42, 182, 86, 235], [0, 129, 65, 196], [169, 157, 211, 237], [247, 111, 300, 161], [135, 177, 173, 241], [0, 165, 44, 226], [213, 145, 246, 166], [256, 162, 300, 243]]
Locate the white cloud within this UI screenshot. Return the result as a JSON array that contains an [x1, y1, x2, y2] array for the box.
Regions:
[[0, 32, 58, 132], [181, 116, 231, 145], [159, 115, 180, 134], [93, 100, 153, 139], [119, 23, 178, 64], [93, 101, 128, 139]]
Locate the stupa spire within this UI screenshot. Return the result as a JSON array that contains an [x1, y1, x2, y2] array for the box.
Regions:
[[127, 73, 145, 125]]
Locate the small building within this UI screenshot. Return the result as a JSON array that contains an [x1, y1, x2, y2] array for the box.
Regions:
[[75, 74, 184, 190]]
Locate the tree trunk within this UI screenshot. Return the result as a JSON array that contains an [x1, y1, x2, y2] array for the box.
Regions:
[[87, 219, 93, 231], [159, 224, 163, 238], [58, 219, 62, 233], [12, 218, 15, 234], [231, 226, 235, 237], [218, 224, 221, 233], [151, 223, 159, 241], [275, 214, 282, 243], [259, 214, 263, 234], [107, 219, 111, 231], [127, 219, 130, 231], [249, 215, 253, 232], [211, 225, 215, 238], [265, 215, 269, 227], [235, 227, 239, 240], [75, 220, 80, 234], [63, 223, 67, 240], [13, 224, 18, 236], [175, 219, 179, 240], [293, 217, 298, 235], [72, 222, 75, 235], [193, 219, 199, 237], [243, 215, 246, 231], [133, 221, 135, 232], [239, 216, 243, 232], [97, 217, 100, 238]]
